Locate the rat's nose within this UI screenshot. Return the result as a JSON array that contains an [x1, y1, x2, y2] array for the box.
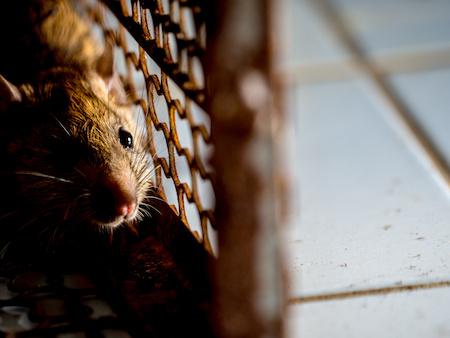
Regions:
[[105, 173, 138, 218], [91, 171, 138, 227], [115, 201, 137, 217]]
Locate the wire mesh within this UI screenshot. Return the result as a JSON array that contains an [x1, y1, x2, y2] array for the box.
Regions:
[[88, 0, 216, 255], [0, 0, 286, 335], [89, 0, 284, 335]]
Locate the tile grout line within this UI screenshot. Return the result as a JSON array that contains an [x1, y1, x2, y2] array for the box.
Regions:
[[288, 280, 450, 304], [276, 45, 450, 85]]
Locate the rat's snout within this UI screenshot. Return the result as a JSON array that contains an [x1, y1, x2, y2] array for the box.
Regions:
[[106, 174, 138, 219], [91, 170, 139, 227]]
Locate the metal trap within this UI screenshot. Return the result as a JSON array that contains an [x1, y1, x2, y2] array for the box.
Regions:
[[0, 0, 285, 336]]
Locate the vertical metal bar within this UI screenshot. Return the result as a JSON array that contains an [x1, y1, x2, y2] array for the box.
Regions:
[[206, 0, 283, 336]]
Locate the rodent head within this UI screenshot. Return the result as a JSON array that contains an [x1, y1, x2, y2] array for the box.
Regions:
[[0, 66, 153, 234]]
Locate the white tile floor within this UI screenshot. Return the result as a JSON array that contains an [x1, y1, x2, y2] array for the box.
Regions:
[[286, 288, 450, 338], [280, 0, 450, 337]]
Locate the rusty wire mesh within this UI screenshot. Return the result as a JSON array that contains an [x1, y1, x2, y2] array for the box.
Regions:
[[88, 0, 284, 335], [87, 0, 216, 255]]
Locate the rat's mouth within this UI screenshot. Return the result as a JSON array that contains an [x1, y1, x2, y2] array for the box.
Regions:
[[90, 207, 138, 228], [89, 183, 139, 228], [92, 216, 126, 228]]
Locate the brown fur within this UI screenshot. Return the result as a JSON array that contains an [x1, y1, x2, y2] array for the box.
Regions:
[[0, 0, 100, 83], [0, 0, 153, 255]]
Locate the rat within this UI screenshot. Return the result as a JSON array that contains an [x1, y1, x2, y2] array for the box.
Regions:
[[0, 0, 154, 255]]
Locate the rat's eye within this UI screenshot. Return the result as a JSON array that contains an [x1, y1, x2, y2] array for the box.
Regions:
[[119, 128, 133, 149]]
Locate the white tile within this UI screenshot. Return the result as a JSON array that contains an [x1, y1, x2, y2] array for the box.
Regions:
[[279, 0, 450, 73], [332, 0, 450, 56], [287, 80, 450, 297], [285, 287, 450, 338], [387, 68, 450, 164], [278, 0, 348, 70]]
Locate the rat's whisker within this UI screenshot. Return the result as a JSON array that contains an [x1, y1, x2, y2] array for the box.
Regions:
[[74, 167, 88, 178], [12, 171, 75, 184], [0, 210, 20, 221], [139, 201, 162, 215], [144, 195, 167, 204], [50, 113, 72, 136], [64, 192, 90, 220]]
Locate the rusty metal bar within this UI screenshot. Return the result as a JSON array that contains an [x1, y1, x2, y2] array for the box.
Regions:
[[206, 0, 283, 335]]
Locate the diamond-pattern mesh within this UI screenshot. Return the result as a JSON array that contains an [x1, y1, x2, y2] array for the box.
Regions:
[[90, 0, 216, 254]]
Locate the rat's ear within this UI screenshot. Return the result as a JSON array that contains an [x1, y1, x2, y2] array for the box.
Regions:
[[96, 39, 128, 105], [0, 75, 22, 112]]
